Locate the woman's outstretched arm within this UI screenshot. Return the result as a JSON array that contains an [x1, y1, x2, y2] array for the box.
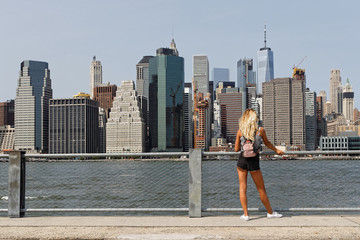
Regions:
[[260, 128, 284, 155]]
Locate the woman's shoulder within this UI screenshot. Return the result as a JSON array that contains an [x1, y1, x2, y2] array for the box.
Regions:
[[258, 127, 265, 135], [237, 129, 243, 137]]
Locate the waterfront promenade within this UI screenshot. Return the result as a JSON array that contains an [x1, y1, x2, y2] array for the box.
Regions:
[[1, 215, 360, 239]]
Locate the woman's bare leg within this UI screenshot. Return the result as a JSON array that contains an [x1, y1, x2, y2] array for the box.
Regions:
[[237, 167, 249, 216], [250, 170, 273, 214]]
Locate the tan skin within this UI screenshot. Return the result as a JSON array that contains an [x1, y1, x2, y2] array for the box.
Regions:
[[235, 127, 284, 217]]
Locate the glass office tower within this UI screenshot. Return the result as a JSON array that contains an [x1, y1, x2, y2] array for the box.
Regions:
[[149, 47, 184, 151], [257, 25, 274, 94]]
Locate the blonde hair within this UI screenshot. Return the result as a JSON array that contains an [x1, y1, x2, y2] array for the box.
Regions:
[[239, 109, 259, 141]]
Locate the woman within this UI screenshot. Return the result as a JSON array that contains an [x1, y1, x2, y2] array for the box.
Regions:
[[235, 109, 284, 221]]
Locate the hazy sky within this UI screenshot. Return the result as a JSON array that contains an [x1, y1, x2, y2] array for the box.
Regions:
[[1, 0, 359, 108]]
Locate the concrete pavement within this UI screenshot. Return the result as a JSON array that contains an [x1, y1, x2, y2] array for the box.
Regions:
[[0, 215, 360, 239]]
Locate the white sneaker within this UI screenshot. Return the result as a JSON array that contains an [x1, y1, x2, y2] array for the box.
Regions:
[[267, 211, 282, 218], [240, 215, 249, 221]]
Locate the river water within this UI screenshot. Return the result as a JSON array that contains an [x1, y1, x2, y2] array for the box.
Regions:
[[0, 159, 359, 216]]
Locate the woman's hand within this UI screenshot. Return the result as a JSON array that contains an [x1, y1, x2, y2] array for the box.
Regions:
[[275, 149, 284, 155]]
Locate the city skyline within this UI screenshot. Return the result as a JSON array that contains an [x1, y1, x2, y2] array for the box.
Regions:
[[1, 0, 359, 109]]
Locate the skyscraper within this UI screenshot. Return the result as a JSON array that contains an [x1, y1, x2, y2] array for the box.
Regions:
[[343, 78, 354, 122], [149, 41, 184, 151], [237, 58, 256, 89], [263, 78, 305, 150], [257, 24, 274, 95], [93, 84, 117, 119], [15, 60, 52, 153], [305, 90, 317, 150], [106, 81, 145, 153], [49, 97, 99, 154], [218, 87, 244, 143], [90, 56, 103, 99], [212, 68, 230, 89], [329, 69, 342, 114], [193, 55, 209, 95], [193, 55, 211, 150], [183, 82, 193, 151], [136, 56, 154, 106]]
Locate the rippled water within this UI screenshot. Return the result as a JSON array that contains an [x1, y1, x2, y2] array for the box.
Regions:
[[0, 159, 359, 216]]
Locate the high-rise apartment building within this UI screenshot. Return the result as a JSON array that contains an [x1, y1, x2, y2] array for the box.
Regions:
[[329, 69, 342, 114], [343, 78, 354, 122], [0, 100, 14, 126], [212, 68, 230, 90], [148, 42, 184, 151], [106, 81, 145, 153], [305, 90, 317, 150], [49, 97, 99, 154], [90, 56, 103, 99], [218, 88, 244, 143], [93, 84, 117, 118], [15, 60, 52, 153], [263, 78, 305, 150], [257, 25, 274, 95], [183, 82, 193, 151]]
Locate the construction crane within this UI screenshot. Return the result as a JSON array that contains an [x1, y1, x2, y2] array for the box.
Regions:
[[292, 56, 307, 80], [170, 79, 183, 147]]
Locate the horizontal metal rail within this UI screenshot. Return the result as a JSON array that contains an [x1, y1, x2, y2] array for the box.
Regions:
[[2, 208, 359, 213], [203, 150, 360, 156], [203, 208, 360, 212], [22, 208, 189, 212], [1, 150, 360, 160], [25, 152, 189, 159]]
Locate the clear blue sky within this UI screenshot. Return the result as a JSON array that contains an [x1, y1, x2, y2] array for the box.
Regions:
[[1, 0, 359, 108]]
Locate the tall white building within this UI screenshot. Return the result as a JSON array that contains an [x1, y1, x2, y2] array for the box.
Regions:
[[329, 69, 342, 114], [257, 24, 274, 95], [343, 78, 354, 122], [15, 60, 52, 153], [90, 56, 103, 99], [106, 81, 145, 153]]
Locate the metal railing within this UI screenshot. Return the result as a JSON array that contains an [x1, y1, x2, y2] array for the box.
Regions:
[[1, 149, 360, 218]]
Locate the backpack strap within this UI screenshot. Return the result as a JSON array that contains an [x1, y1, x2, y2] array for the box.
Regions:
[[257, 127, 261, 136]]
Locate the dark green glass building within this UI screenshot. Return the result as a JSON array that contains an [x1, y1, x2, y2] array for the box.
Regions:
[[149, 48, 184, 151]]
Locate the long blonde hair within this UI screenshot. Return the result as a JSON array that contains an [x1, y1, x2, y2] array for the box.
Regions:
[[239, 109, 259, 141]]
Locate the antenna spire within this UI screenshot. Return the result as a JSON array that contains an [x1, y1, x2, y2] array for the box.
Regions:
[[264, 22, 267, 48]]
